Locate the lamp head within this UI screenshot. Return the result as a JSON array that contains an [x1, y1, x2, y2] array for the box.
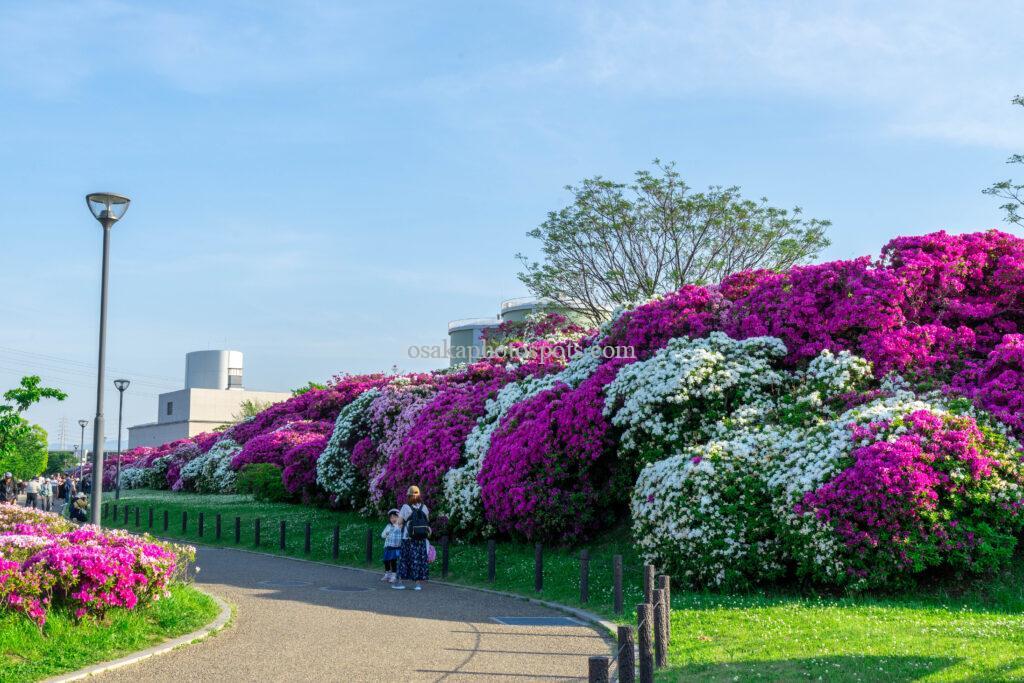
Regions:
[[86, 192, 131, 228], [114, 378, 130, 392], [78, 419, 88, 428]]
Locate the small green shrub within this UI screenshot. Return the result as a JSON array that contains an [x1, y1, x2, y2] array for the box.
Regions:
[[236, 463, 290, 502]]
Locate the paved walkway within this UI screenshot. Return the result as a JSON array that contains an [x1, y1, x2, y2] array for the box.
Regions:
[[95, 546, 613, 682]]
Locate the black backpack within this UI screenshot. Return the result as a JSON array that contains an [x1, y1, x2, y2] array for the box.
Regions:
[[407, 505, 430, 540]]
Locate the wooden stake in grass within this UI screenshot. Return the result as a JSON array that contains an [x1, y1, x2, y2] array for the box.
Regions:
[[617, 625, 635, 683], [123, 505, 129, 526], [579, 549, 590, 603], [613, 555, 623, 614], [215, 513, 222, 541], [181, 510, 188, 534], [365, 527, 373, 565], [134, 506, 140, 527], [162, 510, 169, 532], [487, 540, 496, 583], [198, 512, 205, 537], [657, 574, 671, 645], [643, 564, 655, 605], [148, 507, 153, 529], [652, 588, 666, 668], [279, 520, 286, 550], [637, 603, 654, 683], [534, 543, 543, 593], [332, 525, 340, 560], [588, 656, 610, 683], [254, 518, 261, 547], [304, 522, 311, 554], [234, 516, 241, 544], [441, 536, 450, 579]]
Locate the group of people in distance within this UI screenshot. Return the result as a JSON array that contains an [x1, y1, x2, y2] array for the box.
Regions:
[[380, 485, 432, 591], [0, 471, 90, 521]]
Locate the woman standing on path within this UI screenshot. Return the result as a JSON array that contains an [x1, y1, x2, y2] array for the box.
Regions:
[[393, 485, 430, 591]]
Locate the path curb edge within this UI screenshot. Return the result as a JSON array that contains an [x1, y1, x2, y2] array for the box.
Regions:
[[41, 589, 232, 683]]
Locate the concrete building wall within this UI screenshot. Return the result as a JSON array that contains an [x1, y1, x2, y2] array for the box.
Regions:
[[448, 319, 500, 367], [128, 387, 291, 449]]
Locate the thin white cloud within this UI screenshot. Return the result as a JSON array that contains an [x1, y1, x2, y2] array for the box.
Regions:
[[558, 1, 1024, 149]]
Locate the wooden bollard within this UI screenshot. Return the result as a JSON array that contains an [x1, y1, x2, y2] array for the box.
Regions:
[[215, 513, 222, 540], [579, 549, 590, 603], [279, 520, 286, 550], [234, 516, 241, 544], [103, 502, 108, 518], [613, 555, 623, 614], [148, 507, 154, 528], [304, 522, 311, 554], [657, 574, 672, 645], [181, 510, 188, 534], [617, 625, 636, 683], [441, 536, 450, 579], [162, 509, 169, 532], [588, 656, 610, 683], [637, 603, 654, 683], [254, 518, 261, 547], [123, 505, 129, 525], [332, 525, 340, 560], [643, 564, 655, 605], [365, 527, 373, 564], [534, 543, 543, 592], [653, 589, 666, 668], [112, 503, 118, 521], [198, 512, 205, 537], [134, 506, 140, 527], [486, 540, 496, 582]]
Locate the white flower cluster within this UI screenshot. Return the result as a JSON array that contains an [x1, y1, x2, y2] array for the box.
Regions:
[[177, 439, 243, 494], [442, 350, 602, 532], [605, 332, 788, 455], [118, 465, 150, 490], [628, 339, 959, 588], [316, 389, 379, 507]]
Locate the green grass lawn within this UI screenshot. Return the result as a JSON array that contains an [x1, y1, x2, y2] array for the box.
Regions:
[[105, 490, 1024, 682], [0, 583, 219, 683]]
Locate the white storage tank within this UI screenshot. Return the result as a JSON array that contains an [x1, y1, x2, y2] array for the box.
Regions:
[[448, 318, 500, 367], [185, 350, 244, 390]]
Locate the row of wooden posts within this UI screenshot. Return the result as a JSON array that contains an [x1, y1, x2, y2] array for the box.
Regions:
[[101, 503, 632, 611], [588, 565, 671, 683], [103, 503, 667, 682]]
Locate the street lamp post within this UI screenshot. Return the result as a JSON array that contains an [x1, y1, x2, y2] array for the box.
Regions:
[[113, 379, 130, 500], [77, 419, 88, 480], [85, 193, 131, 526]]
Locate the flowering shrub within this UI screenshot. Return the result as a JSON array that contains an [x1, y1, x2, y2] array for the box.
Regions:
[[177, 439, 243, 493], [479, 361, 623, 542], [381, 363, 520, 508], [102, 230, 1024, 592], [316, 389, 379, 509], [0, 507, 192, 626]]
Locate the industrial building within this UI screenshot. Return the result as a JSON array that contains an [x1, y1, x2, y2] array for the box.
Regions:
[[127, 350, 291, 448], [447, 297, 555, 366]]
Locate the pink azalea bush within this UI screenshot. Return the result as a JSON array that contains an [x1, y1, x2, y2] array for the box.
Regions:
[[0, 507, 192, 626], [796, 410, 1024, 588]]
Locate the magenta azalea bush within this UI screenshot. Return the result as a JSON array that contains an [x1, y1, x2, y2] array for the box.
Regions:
[[108, 230, 1024, 591], [0, 507, 192, 626]]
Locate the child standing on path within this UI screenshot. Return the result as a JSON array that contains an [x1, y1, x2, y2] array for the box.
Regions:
[[381, 509, 403, 583]]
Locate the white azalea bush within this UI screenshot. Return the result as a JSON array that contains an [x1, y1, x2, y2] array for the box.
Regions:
[[316, 389, 379, 509], [605, 333, 787, 463], [629, 342, 1024, 590], [178, 439, 243, 493]]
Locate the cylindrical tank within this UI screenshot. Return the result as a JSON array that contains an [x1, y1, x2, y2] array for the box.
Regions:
[[447, 318, 500, 367], [500, 297, 542, 323], [185, 350, 244, 390]]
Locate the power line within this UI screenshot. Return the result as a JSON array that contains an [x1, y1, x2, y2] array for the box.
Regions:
[[0, 345, 181, 384]]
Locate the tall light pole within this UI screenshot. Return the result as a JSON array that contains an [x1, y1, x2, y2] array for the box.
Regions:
[[77, 419, 88, 480], [113, 379, 130, 500], [85, 192, 131, 526]]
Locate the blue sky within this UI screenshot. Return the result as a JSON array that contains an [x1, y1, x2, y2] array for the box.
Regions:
[[1, 0, 1022, 446]]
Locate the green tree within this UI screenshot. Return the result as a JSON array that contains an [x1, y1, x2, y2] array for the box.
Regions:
[[292, 381, 326, 397], [517, 161, 831, 322], [0, 376, 66, 479], [984, 95, 1024, 229]]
